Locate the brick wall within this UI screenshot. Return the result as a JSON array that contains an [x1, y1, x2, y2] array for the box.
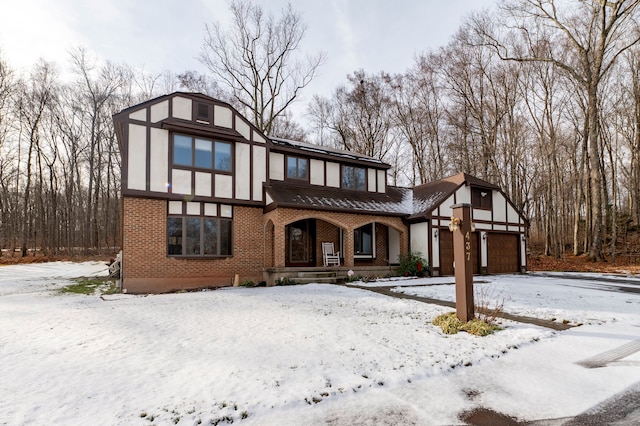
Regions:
[[122, 197, 264, 293], [123, 198, 409, 292]]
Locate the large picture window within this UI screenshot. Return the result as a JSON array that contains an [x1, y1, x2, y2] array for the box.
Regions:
[[342, 165, 366, 191], [173, 134, 232, 172], [286, 156, 308, 181], [167, 216, 232, 257]]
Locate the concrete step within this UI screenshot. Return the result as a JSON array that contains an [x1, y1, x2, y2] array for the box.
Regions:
[[296, 271, 337, 278], [292, 276, 347, 284]]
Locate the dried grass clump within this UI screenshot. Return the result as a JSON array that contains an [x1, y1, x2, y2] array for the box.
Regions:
[[461, 319, 501, 336], [432, 312, 502, 336], [432, 312, 464, 334]]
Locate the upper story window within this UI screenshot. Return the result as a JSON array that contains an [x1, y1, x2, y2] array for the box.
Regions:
[[173, 134, 232, 172], [196, 102, 211, 124], [286, 156, 308, 181], [471, 188, 492, 210], [342, 165, 366, 191]]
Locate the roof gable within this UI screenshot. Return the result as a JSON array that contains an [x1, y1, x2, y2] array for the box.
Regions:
[[408, 173, 501, 220]]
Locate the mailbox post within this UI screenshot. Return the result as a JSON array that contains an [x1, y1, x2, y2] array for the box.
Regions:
[[451, 203, 474, 322]]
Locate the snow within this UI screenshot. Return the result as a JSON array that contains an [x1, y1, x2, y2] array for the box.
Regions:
[[1, 263, 639, 425], [390, 273, 640, 325]]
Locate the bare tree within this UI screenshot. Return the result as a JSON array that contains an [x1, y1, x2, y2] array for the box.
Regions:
[[389, 53, 447, 184], [475, 0, 640, 260], [69, 47, 127, 252], [199, 0, 325, 135], [15, 60, 58, 256], [269, 110, 308, 141], [0, 52, 16, 251], [308, 70, 396, 162]]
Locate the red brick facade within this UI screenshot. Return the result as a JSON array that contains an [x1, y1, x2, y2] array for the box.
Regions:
[[122, 197, 409, 293], [122, 197, 265, 293]]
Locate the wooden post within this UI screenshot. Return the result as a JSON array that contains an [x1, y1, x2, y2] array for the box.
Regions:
[[452, 203, 474, 322]]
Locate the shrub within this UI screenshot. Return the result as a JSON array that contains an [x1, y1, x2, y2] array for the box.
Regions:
[[475, 284, 508, 324], [397, 252, 428, 277], [240, 280, 256, 287], [275, 277, 298, 286]]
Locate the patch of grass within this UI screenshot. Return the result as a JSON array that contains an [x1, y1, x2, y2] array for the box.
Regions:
[[432, 312, 464, 334], [275, 277, 298, 286], [432, 312, 501, 336], [461, 319, 502, 336], [60, 277, 120, 295]]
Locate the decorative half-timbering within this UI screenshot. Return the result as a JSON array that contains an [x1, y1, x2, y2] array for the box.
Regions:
[[114, 93, 528, 294], [406, 173, 527, 276]]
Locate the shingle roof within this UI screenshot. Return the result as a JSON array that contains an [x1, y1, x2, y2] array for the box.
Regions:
[[264, 173, 502, 219], [265, 182, 412, 216]]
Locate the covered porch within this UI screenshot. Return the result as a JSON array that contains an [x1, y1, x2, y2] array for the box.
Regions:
[[262, 208, 408, 285]]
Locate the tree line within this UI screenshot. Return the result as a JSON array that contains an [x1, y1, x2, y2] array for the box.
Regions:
[[1, 0, 639, 260], [306, 0, 640, 260]]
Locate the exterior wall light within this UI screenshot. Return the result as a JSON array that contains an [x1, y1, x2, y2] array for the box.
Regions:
[[433, 229, 439, 238], [449, 216, 461, 232]]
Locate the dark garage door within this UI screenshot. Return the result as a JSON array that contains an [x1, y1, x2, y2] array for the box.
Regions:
[[487, 233, 519, 273], [439, 230, 479, 276]]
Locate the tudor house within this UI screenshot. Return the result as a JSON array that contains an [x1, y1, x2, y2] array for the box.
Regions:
[[113, 92, 527, 293]]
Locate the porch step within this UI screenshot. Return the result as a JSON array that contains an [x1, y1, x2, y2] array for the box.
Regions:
[[296, 271, 338, 278], [293, 271, 347, 284], [294, 276, 346, 284]]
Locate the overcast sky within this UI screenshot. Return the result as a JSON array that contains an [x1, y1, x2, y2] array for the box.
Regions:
[[1, 0, 496, 116]]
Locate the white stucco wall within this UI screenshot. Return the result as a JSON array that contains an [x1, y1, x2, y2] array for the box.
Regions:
[[310, 159, 325, 186], [410, 222, 429, 264], [252, 146, 266, 201], [326, 162, 340, 187], [172, 96, 192, 120], [149, 128, 168, 193], [127, 124, 147, 191], [269, 152, 284, 181], [214, 105, 232, 128], [235, 142, 251, 200]]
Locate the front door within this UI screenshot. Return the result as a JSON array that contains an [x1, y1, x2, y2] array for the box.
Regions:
[[286, 219, 316, 266]]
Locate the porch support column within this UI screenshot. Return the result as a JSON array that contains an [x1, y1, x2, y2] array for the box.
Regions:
[[274, 223, 286, 268], [343, 227, 354, 267]]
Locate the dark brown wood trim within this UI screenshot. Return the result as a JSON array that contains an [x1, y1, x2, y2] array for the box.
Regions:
[[270, 144, 389, 170], [122, 190, 264, 207], [162, 119, 244, 141]]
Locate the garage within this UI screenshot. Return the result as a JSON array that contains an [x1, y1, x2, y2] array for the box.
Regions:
[[408, 173, 527, 276], [439, 229, 479, 276], [487, 233, 520, 273]]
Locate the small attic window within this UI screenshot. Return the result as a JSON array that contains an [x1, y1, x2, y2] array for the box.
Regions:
[[196, 102, 210, 123], [471, 188, 492, 210]]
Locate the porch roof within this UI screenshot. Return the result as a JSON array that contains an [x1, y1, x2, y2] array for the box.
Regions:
[[264, 182, 412, 216]]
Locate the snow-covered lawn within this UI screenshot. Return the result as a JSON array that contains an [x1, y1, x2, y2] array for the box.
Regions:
[[1, 263, 639, 425], [390, 273, 640, 325]]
